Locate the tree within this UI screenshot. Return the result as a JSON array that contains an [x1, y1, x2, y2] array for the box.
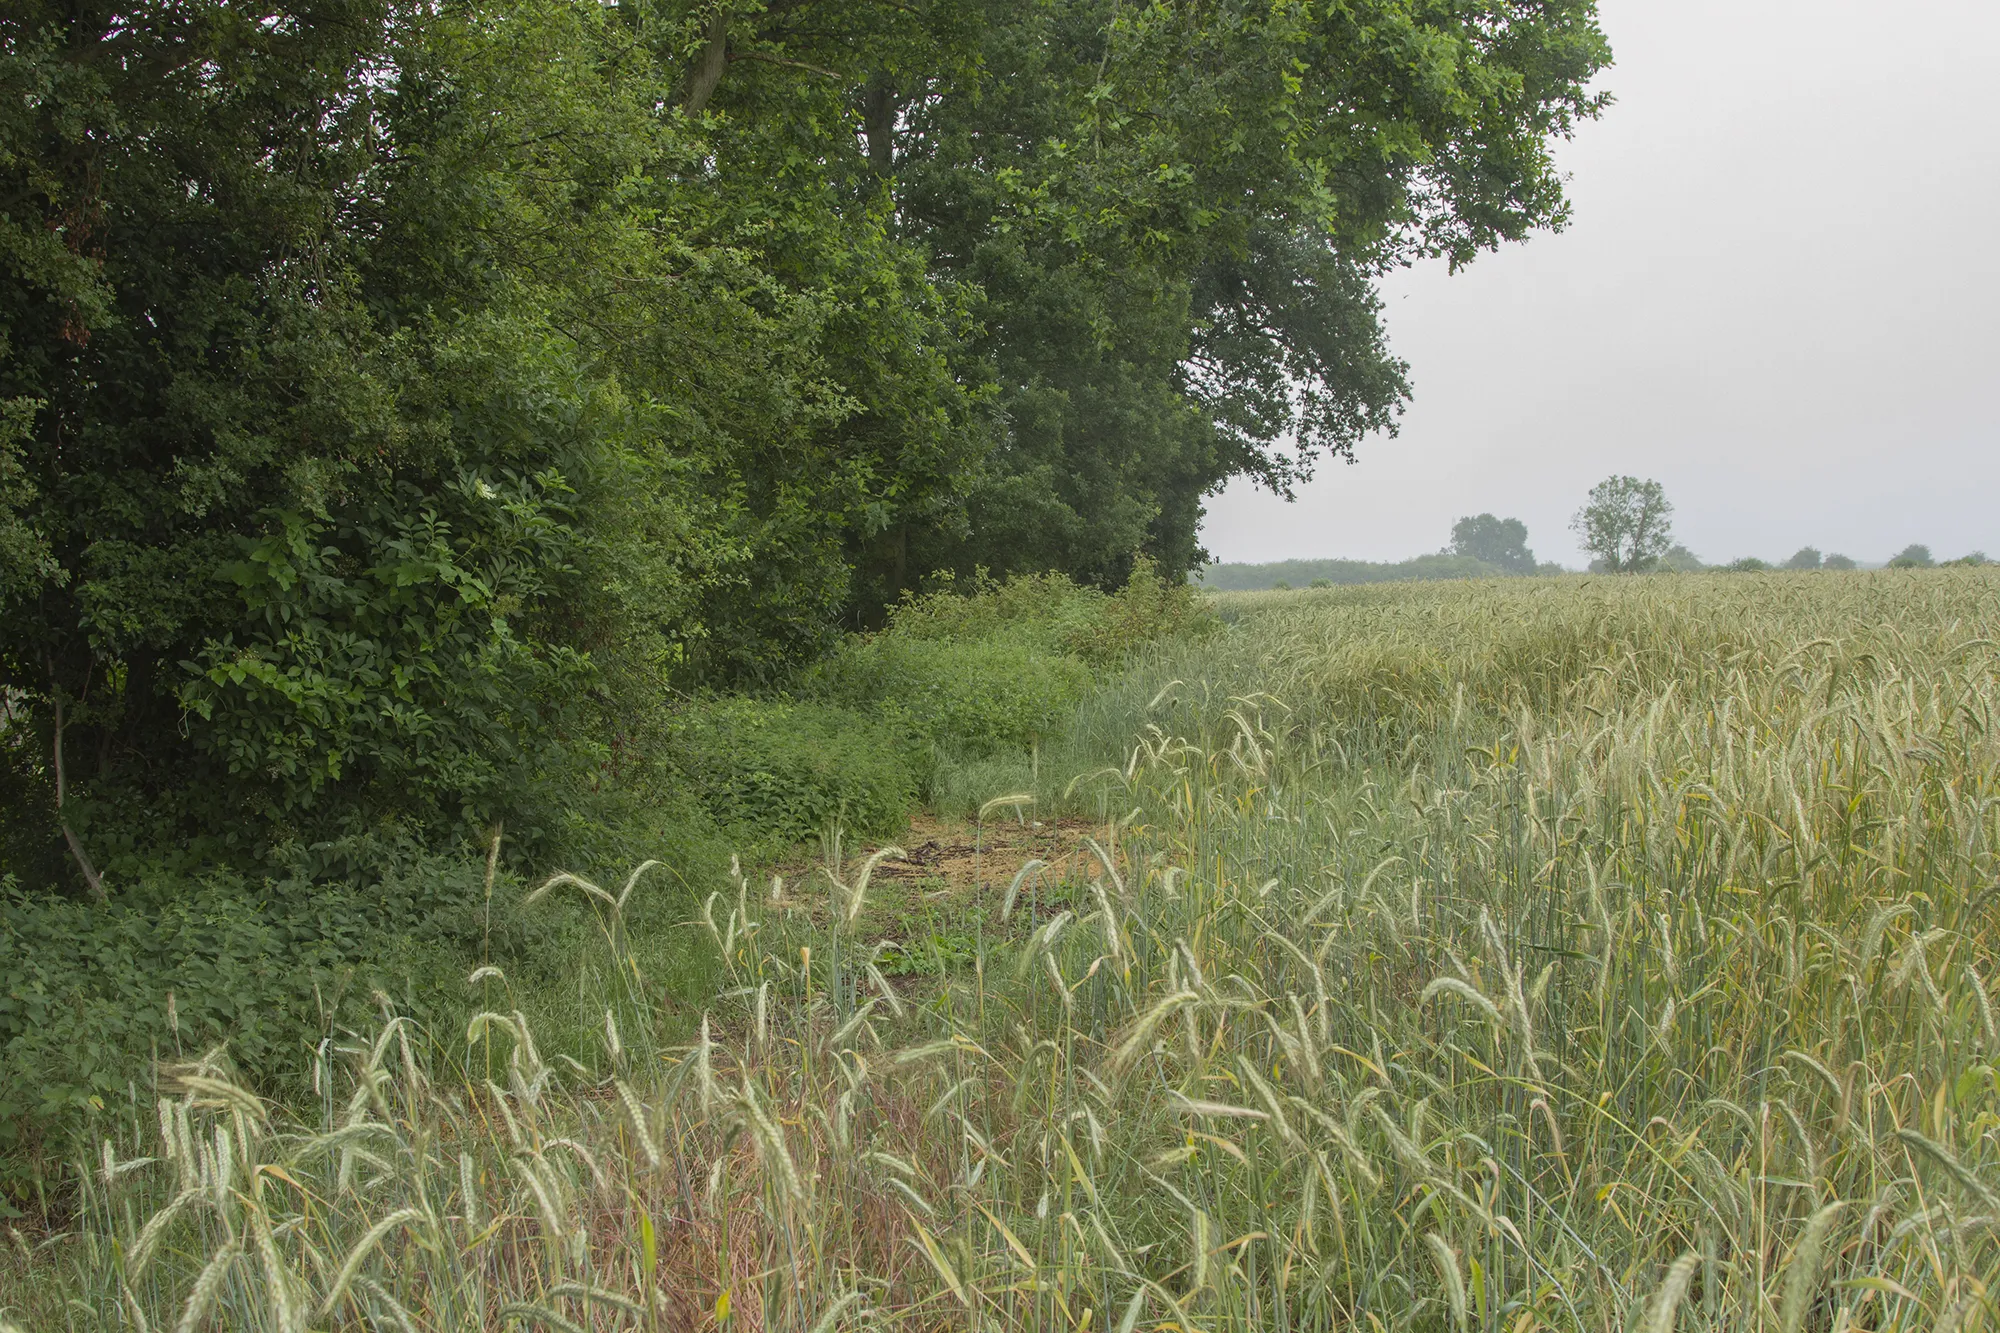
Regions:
[[0, 0, 1619, 879], [1784, 546, 1823, 570], [1449, 514, 1537, 574], [1657, 544, 1705, 572], [1824, 553, 1857, 570], [0, 0, 982, 865], [1571, 477, 1674, 573], [869, 0, 1612, 584], [1888, 544, 1935, 568]]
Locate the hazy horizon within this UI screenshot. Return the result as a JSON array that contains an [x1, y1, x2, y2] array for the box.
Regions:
[[1198, 0, 2000, 571]]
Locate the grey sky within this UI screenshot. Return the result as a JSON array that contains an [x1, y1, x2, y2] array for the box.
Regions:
[[1201, 0, 2000, 569]]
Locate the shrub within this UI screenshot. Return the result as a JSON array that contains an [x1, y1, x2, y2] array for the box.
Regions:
[[806, 637, 1093, 758], [877, 560, 1211, 669], [1888, 543, 1935, 568], [1724, 557, 1771, 572], [1656, 544, 1705, 572], [805, 560, 1207, 759], [1784, 546, 1823, 570], [668, 698, 919, 846], [1077, 559, 1216, 665], [1824, 553, 1857, 570]]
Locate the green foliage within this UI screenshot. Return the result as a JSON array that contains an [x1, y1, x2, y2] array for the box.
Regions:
[[806, 563, 1206, 759], [0, 398, 57, 606], [1572, 475, 1674, 572], [0, 832, 725, 1203], [2, 558, 1208, 1191], [1657, 543, 1706, 572], [1824, 553, 1858, 570], [668, 699, 919, 848], [810, 637, 1093, 759], [874, 922, 982, 977], [879, 0, 1613, 583], [867, 561, 1211, 670], [0, 861, 478, 1189], [1449, 513, 1538, 573], [1889, 543, 1936, 568], [1785, 545, 1824, 570], [178, 483, 599, 836], [0, 0, 984, 863], [1724, 556, 1772, 572]]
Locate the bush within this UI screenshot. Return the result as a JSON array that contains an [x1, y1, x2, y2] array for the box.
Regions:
[[804, 561, 1208, 759], [875, 560, 1211, 669], [1888, 543, 1935, 568], [1656, 544, 1706, 572], [806, 637, 1093, 757], [668, 699, 919, 847], [1825, 553, 1857, 570]]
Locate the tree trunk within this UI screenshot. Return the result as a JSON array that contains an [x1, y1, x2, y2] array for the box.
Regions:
[[50, 687, 106, 901], [682, 10, 729, 113], [863, 74, 897, 174]]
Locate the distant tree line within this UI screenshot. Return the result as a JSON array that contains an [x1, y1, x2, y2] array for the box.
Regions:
[[1201, 510, 1556, 589], [1568, 477, 1987, 574], [1199, 553, 1521, 592], [1207, 478, 1992, 592]]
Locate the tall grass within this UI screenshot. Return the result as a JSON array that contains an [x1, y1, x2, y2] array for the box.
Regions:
[[13, 570, 2000, 1331]]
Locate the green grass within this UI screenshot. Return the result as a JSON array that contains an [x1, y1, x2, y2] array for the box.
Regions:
[[12, 569, 2000, 1332]]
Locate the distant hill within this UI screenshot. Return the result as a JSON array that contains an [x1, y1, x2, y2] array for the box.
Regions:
[[1199, 553, 1513, 590]]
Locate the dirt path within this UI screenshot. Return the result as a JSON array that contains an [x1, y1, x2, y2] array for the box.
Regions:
[[761, 812, 1123, 973]]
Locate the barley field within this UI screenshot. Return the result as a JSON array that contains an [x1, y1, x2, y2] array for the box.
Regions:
[[14, 571, 2000, 1332]]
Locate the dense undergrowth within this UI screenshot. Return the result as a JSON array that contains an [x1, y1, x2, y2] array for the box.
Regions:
[[0, 568, 1204, 1207], [14, 569, 2000, 1332]]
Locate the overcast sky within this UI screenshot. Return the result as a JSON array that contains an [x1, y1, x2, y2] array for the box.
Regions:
[[1200, 0, 2000, 569]]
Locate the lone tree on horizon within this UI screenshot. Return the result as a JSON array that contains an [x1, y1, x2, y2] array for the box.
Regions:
[[1572, 476, 1674, 573], [1449, 513, 1538, 573]]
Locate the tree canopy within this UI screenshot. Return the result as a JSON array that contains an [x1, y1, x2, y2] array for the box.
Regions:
[[1, 0, 1612, 875], [1449, 514, 1537, 574], [1573, 476, 1673, 574]]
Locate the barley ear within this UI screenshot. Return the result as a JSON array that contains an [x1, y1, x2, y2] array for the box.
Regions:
[[1643, 1251, 1701, 1333], [175, 1239, 243, 1333], [319, 1207, 426, 1320], [1424, 1232, 1468, 1330], [1780, 1201, 1846, 1333]]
